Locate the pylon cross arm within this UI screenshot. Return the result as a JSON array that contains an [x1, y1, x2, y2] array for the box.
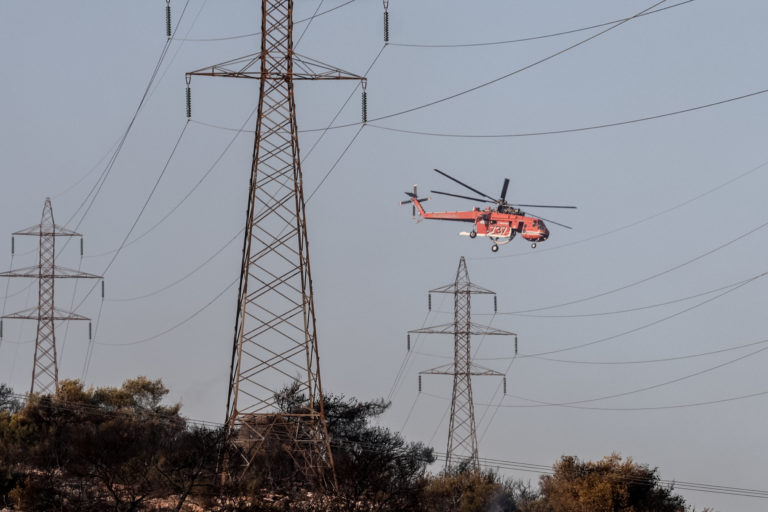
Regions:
[[188, 54, 363, 81], [420, 362, 506, 377], [0, 265, 102, 279], [13, 224, 81, 237], [409, 321, 516, 336], [429, 283, 495, 295], [2, 306, 90, 321]]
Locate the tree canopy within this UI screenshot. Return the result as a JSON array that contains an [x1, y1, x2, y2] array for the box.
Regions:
[[0, 379, 711, 512], [526, 454, 688, 512]]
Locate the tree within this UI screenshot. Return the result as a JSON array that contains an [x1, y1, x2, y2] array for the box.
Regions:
[[527, 453, 688, 512], [323, 393, 435, 510], [3, 377, 224, 511], [231, 384, 436, 511], [423, 461, 535, 512], [0, 383, 21, 413]]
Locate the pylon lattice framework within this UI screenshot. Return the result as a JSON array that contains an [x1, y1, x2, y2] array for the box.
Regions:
[[0, 198, 102, 394], [187, 0, 364, 486], [410, 256, 516, 471]]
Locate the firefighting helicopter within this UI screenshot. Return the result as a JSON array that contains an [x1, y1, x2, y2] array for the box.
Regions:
[[401, 169, 576, 252]]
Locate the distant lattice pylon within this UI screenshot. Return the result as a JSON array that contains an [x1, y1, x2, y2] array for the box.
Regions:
[[410, 256, 516, 471], [0, 198, 102, 394], [187, 0, 365, 487]]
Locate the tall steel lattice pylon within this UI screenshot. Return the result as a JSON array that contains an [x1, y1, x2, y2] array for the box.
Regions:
[[0, 198, 102, 394], [410, 256, 517, 471], [187, 0, 364, 486]]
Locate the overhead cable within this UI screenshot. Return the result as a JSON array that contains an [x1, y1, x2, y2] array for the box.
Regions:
[[107, 228, 242, 302], [389, 1, 694, 48], [96, 276, 237, 347], [75, 121, 191, 313], [521, 272, 765, 357], [176, 0, 358, 42], [460, 271, 765, 318], [5, 391, 767, 498], [298, 0, 672, 131], [368, 87, 768, 138], [66, 0, 192, 232], [475, 158, 768, 260], [520, 344, 768, 407], [86, 107, 257, 259], [508, 224, 768, 315], [527, 337, 768, 366]]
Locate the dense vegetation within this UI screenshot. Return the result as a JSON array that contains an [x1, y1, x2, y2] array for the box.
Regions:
[[0, 379, 709, 511]]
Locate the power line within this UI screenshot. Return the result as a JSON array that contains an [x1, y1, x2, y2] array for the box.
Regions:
[[420, 335, 768, 368], [3, 392, 768, 499], [80, 38, 386, 351], [175, 0, 359, 42], [192, 1, 669, 135], [86, 108, 257, 259], [106, 228, 242, 302], [433, 454, 768, 499], [51, 0, 198, 204], [519, 344, 768, 407], [387, 307, 436, 402], [527, 337, 768, 366], [420, 341, 768, 410], [296, 0, 325, 48], [304, 42, 387, 200], [96, 276, 237, 347], [301, 0, 671, 131], [74, 121, 191, 314], [66, 1, 192, 232], [495, 388, 768, 413], [81, 296, 105, 382], [522, 272, 765, 358], [389, 1, 694, 48], [306, 125, 366, 202], [0, 254, 14, 354], [192, 85, 768, 139], [475, 157, 768, 260], [508, 223, 768, 315], [439, 271, 765, 319], [368, 86, 768, 138]]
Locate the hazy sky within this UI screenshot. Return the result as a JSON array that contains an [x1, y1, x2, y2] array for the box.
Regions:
[[2, 1, 768, 510]]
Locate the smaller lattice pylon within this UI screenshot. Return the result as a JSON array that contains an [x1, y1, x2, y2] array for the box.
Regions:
[[0, 198, 102, 395], [409, 256, 516, 471]]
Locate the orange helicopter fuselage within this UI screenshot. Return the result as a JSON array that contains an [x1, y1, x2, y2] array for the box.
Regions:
[[411, 201, 549, 242]]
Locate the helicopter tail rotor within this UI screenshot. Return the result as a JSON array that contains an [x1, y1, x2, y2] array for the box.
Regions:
[[400, 185, 429, 217]]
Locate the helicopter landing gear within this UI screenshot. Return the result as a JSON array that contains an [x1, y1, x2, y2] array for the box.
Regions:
[[491, 244, 499, 252], [469, 230, 477, 239], [531, 242, 537, 249]]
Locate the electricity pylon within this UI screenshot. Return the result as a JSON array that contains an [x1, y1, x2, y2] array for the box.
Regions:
[[410, 256, 516, 471], [187, 0, 364, 487], [0, 198, 102, 394]]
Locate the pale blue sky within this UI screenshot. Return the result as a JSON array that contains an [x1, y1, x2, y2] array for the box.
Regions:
[[2, 1, 768, 510]]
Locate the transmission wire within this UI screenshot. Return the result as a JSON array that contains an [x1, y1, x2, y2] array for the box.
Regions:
[[176, 0, 358, 42], [389, 1, 694, 48], [519, 344, 768, 407], [301, 0, 671, 132], [508, 221, 768, 315], [522, 272, 765, 358], [368, 87, 768, 138]]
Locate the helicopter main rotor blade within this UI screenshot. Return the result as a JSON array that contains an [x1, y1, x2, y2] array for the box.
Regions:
[[530, 213, 572, 230], [500, 178, 510, 202], [434, 168, 497, 202], [510, 203, 577, 209], [430, 190, 494, 203]]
